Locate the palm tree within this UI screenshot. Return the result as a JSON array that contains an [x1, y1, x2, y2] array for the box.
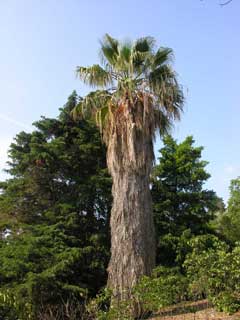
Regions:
[[73, 34, 184, 313]]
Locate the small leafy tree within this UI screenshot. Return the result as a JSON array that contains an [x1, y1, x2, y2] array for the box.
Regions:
[[184, 235, 240, 314], [214, 177, 240, 243]]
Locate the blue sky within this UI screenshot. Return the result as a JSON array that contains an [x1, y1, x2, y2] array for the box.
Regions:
[[0, 0, 239, 202]]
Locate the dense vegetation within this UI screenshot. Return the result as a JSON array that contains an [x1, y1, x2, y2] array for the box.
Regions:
[[0, 92, 112, 319], [0, 92, 239, 319]]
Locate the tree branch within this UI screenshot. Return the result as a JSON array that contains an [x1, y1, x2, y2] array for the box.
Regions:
[[220, 0, 233, 6], [200, 0, 233, 6]]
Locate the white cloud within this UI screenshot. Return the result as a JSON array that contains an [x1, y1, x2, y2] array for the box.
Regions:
[[0, 113, 32, 131]]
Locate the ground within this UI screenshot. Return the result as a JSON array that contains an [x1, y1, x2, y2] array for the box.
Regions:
[[152, 300, 240, 320]]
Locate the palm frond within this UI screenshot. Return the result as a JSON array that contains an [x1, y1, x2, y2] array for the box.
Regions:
[[134, 36, 155, 53], [165, 85, 184, 120], [71, 100, 84, 121], [149, 65, 178, 96], [149, 65, 184, 120], [100, 34, 119, 66], [131, 37, 155, 74], [152, 47, 173, 68], [96, 105, 110, 135], [154, 109, 172, 136], [119, 42, 132, 65], [74, 35, 184, 142], [76, 65, 113, 87], [72, 90, 111, 120], [132, 50, 151, 75]]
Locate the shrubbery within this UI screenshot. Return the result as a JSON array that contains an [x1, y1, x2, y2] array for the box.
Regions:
[[85, 268, 188, 320], [88, 235, 240, 319], [134, 266, 188, 312], [184, 236, 240, 313]]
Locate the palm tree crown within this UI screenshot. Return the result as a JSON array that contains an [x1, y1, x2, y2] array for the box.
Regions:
[[73, 34, 184, 142]]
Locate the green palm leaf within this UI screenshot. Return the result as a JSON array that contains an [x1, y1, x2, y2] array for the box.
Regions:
[[152, 47, 173, 68], [100, 34, 119, 67], [76, 64, 113, 87], [74, 34, 184, 141]]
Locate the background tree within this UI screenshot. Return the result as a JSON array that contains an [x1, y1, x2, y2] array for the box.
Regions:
[[214, 177, 240, 243], [73, 34, 184, 312], [0, 98, 229, 318], [0, 92, 112, 319], [151, 135, 223, 266]]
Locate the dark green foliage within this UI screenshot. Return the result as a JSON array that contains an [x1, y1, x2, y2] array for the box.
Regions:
[[151, 135, 223, 265], [1, 92, 111, 227], [0, 92, 112, 319], [152, 135, 222, 236], [0, 225, 108, 319], [214, 177, 240, 243], [1, 98, 239, 318]]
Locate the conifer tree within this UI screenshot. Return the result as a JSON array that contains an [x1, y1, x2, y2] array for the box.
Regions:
[[0, 92, 112, 319]]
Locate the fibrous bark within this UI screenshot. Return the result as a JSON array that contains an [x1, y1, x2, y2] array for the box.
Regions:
[[106, 96, 156, 315]]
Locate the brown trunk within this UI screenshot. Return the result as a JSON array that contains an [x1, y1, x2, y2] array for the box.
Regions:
[[106, 98, 156, 316]]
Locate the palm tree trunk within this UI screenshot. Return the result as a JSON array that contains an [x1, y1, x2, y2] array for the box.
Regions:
[[107, 99, 156, 315]]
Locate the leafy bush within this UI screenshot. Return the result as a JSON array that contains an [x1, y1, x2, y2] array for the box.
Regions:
[[184, 235, 240, 313], [85, 288, 133, 320], [134, 266, 188, 312], [86, 267, 188, 319]]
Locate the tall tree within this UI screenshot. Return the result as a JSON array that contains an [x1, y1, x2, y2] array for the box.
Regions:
[[73, 34, 184, 311], [0, 92, 112, 319], [151, 135, 223, 265]]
